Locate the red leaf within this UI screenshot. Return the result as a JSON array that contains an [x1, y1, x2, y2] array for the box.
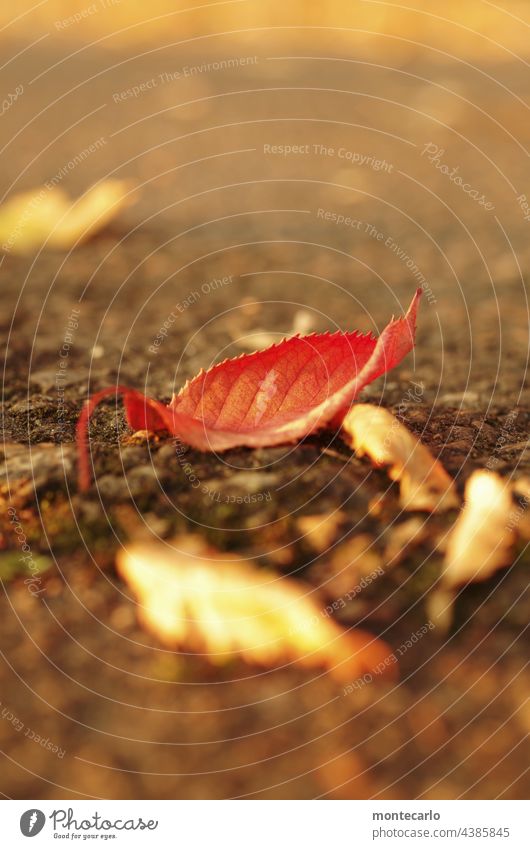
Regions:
[[77, 289, 421, 490]]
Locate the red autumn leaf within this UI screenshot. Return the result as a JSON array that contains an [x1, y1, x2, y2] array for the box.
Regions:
[[77, 289, 421, 490]]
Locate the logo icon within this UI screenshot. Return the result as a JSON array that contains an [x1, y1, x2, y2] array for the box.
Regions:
[[20, 810, 46, 837]]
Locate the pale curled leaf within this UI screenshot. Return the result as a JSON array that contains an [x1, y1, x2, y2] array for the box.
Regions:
[[0, 180, 136, 254], [116, 536, 394, 683], [342, 404, 459, 512], [428, 471, 516, 630], [442, 471, 515, 590]]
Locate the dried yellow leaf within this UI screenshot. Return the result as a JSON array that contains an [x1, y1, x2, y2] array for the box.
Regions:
[[0, 180, 136, 254], [443, 471, 515, 589], [342, 404, 459, 512], [428, 471, 516, 630], [116, 536, 394, 683]]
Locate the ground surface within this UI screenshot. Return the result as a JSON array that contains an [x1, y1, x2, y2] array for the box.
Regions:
[[0, 34, 529, 799]]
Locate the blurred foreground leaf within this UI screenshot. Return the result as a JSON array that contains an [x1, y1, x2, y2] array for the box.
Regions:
[[117, 535, 395, 683], [0, 180, 137, 254]]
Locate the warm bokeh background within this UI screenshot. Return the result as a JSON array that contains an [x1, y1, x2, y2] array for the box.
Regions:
[[1, 0, 529, 803], [3, 0, 530, 56]]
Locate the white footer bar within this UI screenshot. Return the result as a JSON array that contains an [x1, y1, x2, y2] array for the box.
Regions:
[[1, 800, 526, 848]]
